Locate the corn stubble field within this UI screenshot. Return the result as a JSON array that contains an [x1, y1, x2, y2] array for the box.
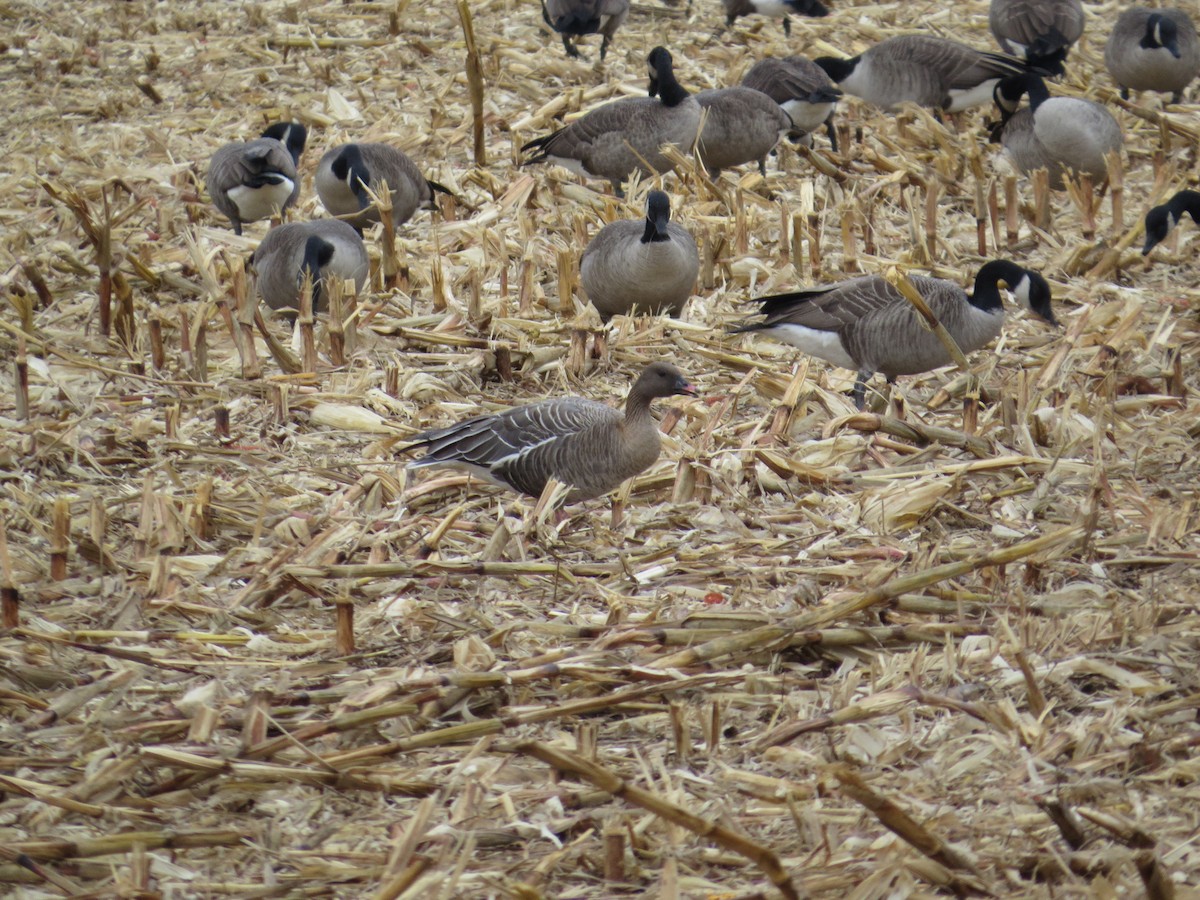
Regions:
[[1, 0, 1198, 896]]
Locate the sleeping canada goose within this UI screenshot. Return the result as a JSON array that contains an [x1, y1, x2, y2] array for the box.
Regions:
[[405, 362, 697, 500], [693, 87, 791, 176], [206, 122, 307, 235], [1143, 190, 1200, 254], [722, 0, 829, 35], [990, 73, 1122, 189], [250, 220, 369, 313], [1104, 7, 1200, 103], [314, 143, 452, 233], [521, 47, 701, 198], [580, 190, 699, 320], [814, 35, 1036, 113], [731, 260, 1057, 408], [989, 0, 1084, 74], [541, 0, 630, 60], [741, 56, 842, 150]]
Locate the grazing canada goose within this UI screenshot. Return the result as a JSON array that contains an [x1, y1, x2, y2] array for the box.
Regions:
[[314, 143, 452, 233], [580, 190, 699, 320], [521, 47, 701, 198], [722, 0, 829, 35], [1142, 190, 1200, 254], [405, 362, 697, 500], [741, 56, 842, 150], [990, 73, 1122, 189], [693, 87, 791, 176], [989, 0, 1084, 75], [250, 220, 369, 313], [541, 0, 629, 60], [1104, 7, 1200, 103], [731, 260, 1057, 408], [206, 122, 307, 235], [814, 35, 1036, 113]]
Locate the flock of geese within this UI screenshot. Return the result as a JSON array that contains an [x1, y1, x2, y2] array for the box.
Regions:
[[204, 0, 1199, 504]]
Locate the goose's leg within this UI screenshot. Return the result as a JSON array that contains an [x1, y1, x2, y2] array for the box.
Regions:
[[562, 35, 581, 59], [825, 117, 839, 153], [853, 371, 871, 410]]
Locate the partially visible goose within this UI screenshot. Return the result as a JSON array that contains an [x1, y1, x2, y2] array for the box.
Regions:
[[250, 220, 369, 313], [315, 143, 452, 233], [990, 73, 1122, 189], [741, 56, 842, 149], [693, 87, 791, 176], [722, 0, 829, 35], [989, 0, 1084, 75], [405, 362, 697, 500], [814, 35, 1036, 112], [542, 0, 630, 60], [1104, 7, 1200, 103], [521, 46, 702, 198], [731, 260, 1057, 408], [1143, 190, 1200, 254], [206, 122, 307, 235], [580, 190, 699, 320]]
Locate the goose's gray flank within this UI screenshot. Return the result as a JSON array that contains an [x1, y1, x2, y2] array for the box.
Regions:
[[722, 0, 829, 36], [250, 219, 369, 313], [741, 56, 842, 149], [989, 0, 1084, 74], [731, 260, 1058, 408], [990, 73, 1122, 189], [405, 362, 697, 500], [1104, 6, 1199, 103], [315, 143, 452, 233], [520, 47, 701, 198], [580, 190, 699, 320], [693, 87, 790, 176], [1143, 190, 1200, 254], [541, 0, 630, 60], [815, 35, 1037, 113], [206, 122, 307, 235]]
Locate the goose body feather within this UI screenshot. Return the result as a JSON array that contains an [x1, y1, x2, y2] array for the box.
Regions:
[[1105, 7, 1199, 101], [541, 0, 630, 59], [742, 56, 841, 145], [207, 123, 306, 235], [989, 0, 1084, 67], [722, 0, 829, 34], [693, 87, 790, 175], [406, 363, 696, 500], [315, 143, 446, 231], [251, 220, 369, 313]]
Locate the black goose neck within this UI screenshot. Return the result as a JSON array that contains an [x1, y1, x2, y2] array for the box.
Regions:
[[971, 260, 1026, 312], [1171, 190, 1200, 223], [653, 64, 689, 107]]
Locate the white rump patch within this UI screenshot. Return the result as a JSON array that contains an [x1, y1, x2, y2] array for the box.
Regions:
[[781, 99, 835, 133], [769, 324, 858, 370], [228, 178, 295, 221], [946, 79, 1000, 112], [750, 0, 794, 15], [547, 155, 593, 178]]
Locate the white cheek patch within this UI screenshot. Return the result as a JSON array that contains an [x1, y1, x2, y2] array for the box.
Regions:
[[768, 324, 858, 370], [228, 177, 295, 221], [1009, 274, 1032, 310]]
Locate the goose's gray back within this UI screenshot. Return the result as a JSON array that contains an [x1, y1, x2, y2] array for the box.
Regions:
[[315, 143, 431, 229], [989, 0, 1084, 55], [252, 220, 369, 312], [742, 56, 839, 136], [207, 137, 299, 228], [410, 396, 661, 500], [1000, 99, 1121, 188], [1105, 7, 1200, 94], [693, 87, 790, 174], [580, 219, 699, 319], [847, 35, 1026, 110]]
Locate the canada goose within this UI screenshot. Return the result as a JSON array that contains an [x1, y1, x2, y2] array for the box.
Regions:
[[521, 46, 701, 198], [1104, 7, 1199, 103], [1142, 190, 1200, 254], [814, 35, 1036, 113], [314, 143, 452, 233], [693, 87, 790, 176], [405, 362, 697, 500], [250, 220, 369, 313], [989, 0, 1084, 74], [741, 56, 842, 150], [731, 260, 1057, 408], [990, 73, 1122, 189], [206, 122, 307, 235], [541, 0, 629, 60], [580, 190, 699, 320], [722, 0, 829, 35]]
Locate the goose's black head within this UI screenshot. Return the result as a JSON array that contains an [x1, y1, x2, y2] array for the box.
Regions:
[[1143, 204, 1176, 255], [1145, 14, 1183, 58], [262, 122, 308, 166], [642, 190, 673, 243], [331, 144, 372, 209], [813, 55, 858, 84]]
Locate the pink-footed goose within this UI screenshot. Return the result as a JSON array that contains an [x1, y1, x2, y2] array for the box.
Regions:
[[405, 363, 697, 500], [732, 260, 1057, 408], [206, 122, 307, 235]]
